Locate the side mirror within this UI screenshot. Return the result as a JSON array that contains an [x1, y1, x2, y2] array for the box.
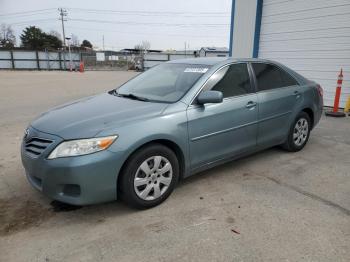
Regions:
[[197, 90, 223, 105]]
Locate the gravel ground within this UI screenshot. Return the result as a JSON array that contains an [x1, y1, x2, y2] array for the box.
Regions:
[[0, 71, 349, 262]]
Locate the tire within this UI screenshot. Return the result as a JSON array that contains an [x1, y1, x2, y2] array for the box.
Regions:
[[282, 112, 311, 152], [118, 143, 179, 209]]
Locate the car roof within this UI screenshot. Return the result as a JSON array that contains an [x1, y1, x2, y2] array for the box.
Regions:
[[167, 57, 274, 66], [167, 57, 227, 65], [167, 57, 309, 85]]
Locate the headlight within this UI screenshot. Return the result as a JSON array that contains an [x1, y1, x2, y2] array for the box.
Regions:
[[48, 135, 118, 159]]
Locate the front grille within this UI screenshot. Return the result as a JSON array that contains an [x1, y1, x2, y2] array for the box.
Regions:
[[24, 137, 53, 157]]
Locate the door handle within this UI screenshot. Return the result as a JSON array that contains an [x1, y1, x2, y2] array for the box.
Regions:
[[246, 101, 257, 109], [294, 91, 301, 99]]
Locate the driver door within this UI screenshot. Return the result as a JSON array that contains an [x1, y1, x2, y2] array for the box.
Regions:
[[186, 63, 258, 171]]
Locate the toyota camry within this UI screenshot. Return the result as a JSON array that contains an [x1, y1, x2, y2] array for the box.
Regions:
[[21, 58, 323, 208]]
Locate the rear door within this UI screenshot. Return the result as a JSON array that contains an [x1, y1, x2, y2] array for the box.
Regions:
[[250, 62, 301, 147], [187, 63, 258, 170]]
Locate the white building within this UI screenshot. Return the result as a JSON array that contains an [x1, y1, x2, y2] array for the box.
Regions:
[[199, 47, 229, 57], [229, 0, 350, 107]]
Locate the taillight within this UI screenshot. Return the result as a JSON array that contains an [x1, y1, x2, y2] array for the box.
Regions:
[[316, 84, 323, 97]]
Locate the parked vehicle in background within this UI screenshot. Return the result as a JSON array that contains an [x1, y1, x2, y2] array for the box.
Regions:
[[21, 58, 323, 209]]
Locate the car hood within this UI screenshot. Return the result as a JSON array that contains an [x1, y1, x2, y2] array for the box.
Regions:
[[31, 93, 169, 139]]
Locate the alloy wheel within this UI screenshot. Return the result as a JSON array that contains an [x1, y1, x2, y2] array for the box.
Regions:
[[293, 118, 308, 146], [133, 156, 173, 201]]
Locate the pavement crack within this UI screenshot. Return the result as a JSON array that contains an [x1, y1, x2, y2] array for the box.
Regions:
[[257, 174, 350, 216]]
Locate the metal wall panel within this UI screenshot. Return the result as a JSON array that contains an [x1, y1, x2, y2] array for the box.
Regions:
[[259, 0, 350, 107], [13, 51, 36, 60], [38, 51, 60, 60], [0, 60, 12, 68], [0, 51, 11, 59], [38, 61, 60, 69], [231, 0, 258, 58], [14, 60, 37, 69], [0, 51, 80, 70]]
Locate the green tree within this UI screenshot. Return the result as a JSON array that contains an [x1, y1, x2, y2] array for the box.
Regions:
[[42, 33, 62, 49], [81, 39, 93, 49], [20, 26, 62, 50], [20, 26, 44, 49]]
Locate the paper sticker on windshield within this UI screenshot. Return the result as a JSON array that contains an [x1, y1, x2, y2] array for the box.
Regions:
[[184, 68, 209, 73]]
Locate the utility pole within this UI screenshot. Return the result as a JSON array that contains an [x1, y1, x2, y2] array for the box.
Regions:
[[184, 41, 187, 57], [58, 8, 67, 46], [102, 35, 105, 51], [66, 37, 72, 71]]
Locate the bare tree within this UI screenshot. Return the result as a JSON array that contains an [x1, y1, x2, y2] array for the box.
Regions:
[[134, 44, 143, 53], [135, 41, 151, 54], [71, 34, 80, 47], [0, 23, 16, 48], [141, 40, 150, 52]]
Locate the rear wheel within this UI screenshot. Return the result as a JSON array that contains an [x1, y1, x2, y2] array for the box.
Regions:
[[119, 144, 179, 209], [283, 112, 311, 152]]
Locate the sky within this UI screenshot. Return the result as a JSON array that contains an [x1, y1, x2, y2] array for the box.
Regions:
[[0, 0, 232, 51]]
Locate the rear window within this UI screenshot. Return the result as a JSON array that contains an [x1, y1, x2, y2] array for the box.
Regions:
[[252, 63, 298, 91]]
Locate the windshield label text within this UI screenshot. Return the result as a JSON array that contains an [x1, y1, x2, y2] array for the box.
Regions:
[[184, 68, 209, 73]]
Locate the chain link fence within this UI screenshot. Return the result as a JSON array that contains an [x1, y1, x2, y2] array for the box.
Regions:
[[81, 52, 142, 71]]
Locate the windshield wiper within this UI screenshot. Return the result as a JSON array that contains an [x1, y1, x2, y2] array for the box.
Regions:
[[113, 90, 149, 102]]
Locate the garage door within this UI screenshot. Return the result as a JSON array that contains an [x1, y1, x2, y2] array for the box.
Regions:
[[258, 0, 350, 107]]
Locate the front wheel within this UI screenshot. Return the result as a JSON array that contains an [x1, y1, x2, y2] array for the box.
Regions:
[[119, 144, 179, 209], [282, 112, 311, 152]]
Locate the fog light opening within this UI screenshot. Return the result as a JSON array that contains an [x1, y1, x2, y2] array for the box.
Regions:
[[62, 184, 81, 197]]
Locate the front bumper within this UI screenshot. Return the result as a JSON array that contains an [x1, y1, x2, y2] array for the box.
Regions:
[[21, 127, 124, 205]]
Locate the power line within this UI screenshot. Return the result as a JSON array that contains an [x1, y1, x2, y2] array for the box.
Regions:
[[67, 7, 230, 16], [69, 18, 229, 27], [6, 12, 229, 32], [65, 26, 227, 39], [0, 7, 230, 19], [10, 18, 57, 26], [0, 10, 56, 19], [0, 8, 56, 17]]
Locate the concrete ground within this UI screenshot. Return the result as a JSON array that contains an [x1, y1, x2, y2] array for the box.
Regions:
[[0, 71, 349, 262]]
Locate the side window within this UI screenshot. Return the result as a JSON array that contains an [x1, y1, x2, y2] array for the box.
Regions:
[[207, 63, 251, 98], [252, 63, 298, 91], [280, 68, 299, 87]]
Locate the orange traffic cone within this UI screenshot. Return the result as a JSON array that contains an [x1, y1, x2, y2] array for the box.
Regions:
[[79, 61, 85, 73], [325, 68, 346, 117]]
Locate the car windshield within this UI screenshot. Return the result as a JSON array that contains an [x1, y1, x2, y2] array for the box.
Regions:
[[116, 63, 211, 103]]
